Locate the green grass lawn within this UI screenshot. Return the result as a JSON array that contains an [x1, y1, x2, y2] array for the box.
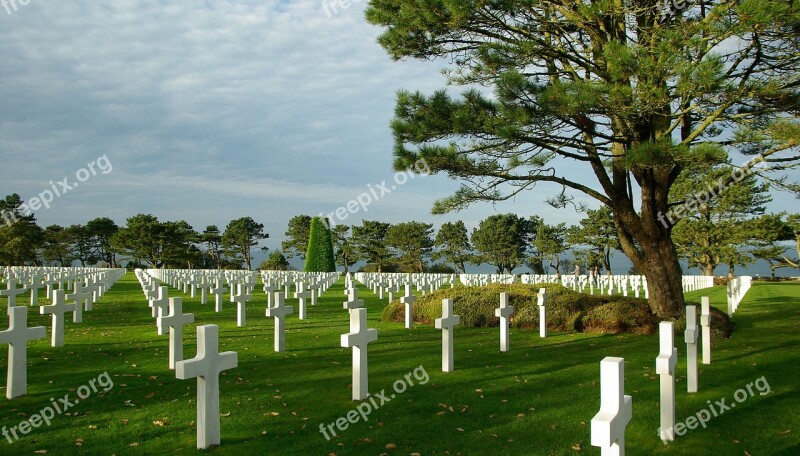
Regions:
[[1, 274, 798, 455]]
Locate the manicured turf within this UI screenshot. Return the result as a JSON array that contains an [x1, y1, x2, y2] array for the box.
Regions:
[[0, 274, 798, 455]]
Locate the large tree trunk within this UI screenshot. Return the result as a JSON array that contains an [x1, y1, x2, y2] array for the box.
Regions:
[[703, 263, 714, 276], [627, 235, 685, 318]]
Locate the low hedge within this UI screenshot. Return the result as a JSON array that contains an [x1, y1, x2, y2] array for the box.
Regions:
[[381, 283, 733, 337]]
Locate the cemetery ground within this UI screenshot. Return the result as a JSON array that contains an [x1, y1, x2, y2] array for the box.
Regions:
[[1, 275, 798, 455]]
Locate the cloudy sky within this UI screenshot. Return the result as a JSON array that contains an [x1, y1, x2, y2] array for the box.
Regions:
[[1, 1, 797, 265]]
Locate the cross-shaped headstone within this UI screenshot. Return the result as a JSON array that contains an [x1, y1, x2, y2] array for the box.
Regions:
[[265, 292, 293, 352], [340, 307, 378, 400], [1, 279, 27, 310], [700, 297, 711, 365], [400, 284, 416, 329], [176, 325, 238, 450], [434, 299, 460, 373], [343, 287, 364, 310], [196, 281, 211, 305], [26, 275, 44, 306], [66, 280, 92, 323], [209, 279, 228, 313], [232, 284, 251, 327], [685, 305, 698, 393], [537, 288, 548, 338], [294, 282, 313, 320], [308, 279, 320, 305], [151, 286, 170, 334], [591, 356, 632, 456], [158, 297, 195, 370], [0, 306, 46, 399], [40, 289, 76, 347], [495, 292, 514, 352], [656, 321, 678, 442]]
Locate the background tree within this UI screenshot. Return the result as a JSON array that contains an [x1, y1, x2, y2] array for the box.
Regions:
[[201, 225, 223, 269], [0, 193, 44, 265], [85, 217, 118, 266], [471, 214, 534, 274], [111, 214, 167, 267], [366, 0, 800, 317], [261, 251, 291, 271], [533, 222, 569, 276], [304, 216, 336, 272], [352, 220, 392, 273], [222, 217, 268, 270], [331, 225, 357, 274], [386, 221, 434, 272], [65, 224, 97, 266], [751, 213, 799, 277], [567, 207, 621, 276], [432, 220, 472, 273], [282, 215, 312, 259], [161, 220, 199, 268], [784, 214, 800, 268], [671, 162, 771, 275], [41, 225, 74, 266]]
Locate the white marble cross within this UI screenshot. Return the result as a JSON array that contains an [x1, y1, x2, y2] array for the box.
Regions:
[[25, 276, 43, 306], [151, 286, 170, 334], [495, 292, 514, 352], [176, 324, 238, 450], [265, 291, 293, 352], [700, 297, 711, 365], [400, 284, 416, 329], [537, 288, 547, 338], [40, 289, 76, 347], [685, 305, 698, 393], [591, 357, 632, 456], [158, 297, 195, 370], [209, 280, 228, 313], [1, 279, 27, 310], [343, 287, 364, 310], [340, 307, 378, 400], [435, 299, 460, 373], [294, 282, 313, 320], [0, 306, 46, 399], [66, 280, 91, 323], [232, 284, 251, 327], [656, 321, 678, 442]]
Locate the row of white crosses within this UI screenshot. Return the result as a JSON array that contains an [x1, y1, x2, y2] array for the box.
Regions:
[[133, 269, 241, 449], [591, 298, 715, 453], [0, 267, 124, 400], [727, 275, 753, 316]]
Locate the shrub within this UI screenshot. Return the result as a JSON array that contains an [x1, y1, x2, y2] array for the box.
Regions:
[[381, 283, 733, 337]]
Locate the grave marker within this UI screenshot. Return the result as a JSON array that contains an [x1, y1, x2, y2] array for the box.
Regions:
[[685, 305, 698, 393], [537, 288, 547, 338], [495, 292, 514, 352], [400, 284, 416, 329], [158, 297, 195, 370], [0, 306, 46, 399], [40, 290, 76, 347], [340, 307, 377, 400], [656, 321, 677, 442], [701, 297, 711, 365], [265, 292, 293, 352], [435, 299, 460, 373], [590, 357, 632, 456], [176, 325, 238, 450]]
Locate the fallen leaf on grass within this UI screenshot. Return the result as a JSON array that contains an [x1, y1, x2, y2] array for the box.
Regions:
[[153, 421, 165, 427], [571, 443, 581, 451], [385, 443, 396, 449], [221, 412, 231, 417], [34, 451, 47, 454]]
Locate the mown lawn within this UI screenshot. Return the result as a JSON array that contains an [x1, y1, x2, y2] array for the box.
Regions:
[[0, 274, 798, 455]]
